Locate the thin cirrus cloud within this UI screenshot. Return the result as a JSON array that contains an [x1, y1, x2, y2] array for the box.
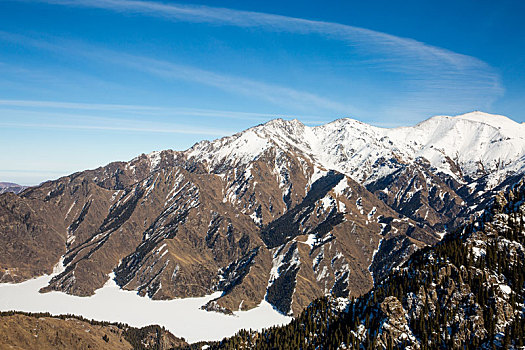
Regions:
[[0, 30, 357, 116], [0, 102, 328, 136], [0, 99, 327, 122], [0, 107, 236, 136], [0, 120, 233, 136], [118, 55, 355, 114], [24, 0, 504, 104], [0, 99, 162, 112]]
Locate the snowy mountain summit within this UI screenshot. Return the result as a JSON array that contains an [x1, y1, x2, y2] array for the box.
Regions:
[[185, 111, 525, 185]]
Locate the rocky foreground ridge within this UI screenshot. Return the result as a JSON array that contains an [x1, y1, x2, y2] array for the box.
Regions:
[[0, 311, 187, 350], [1, 111, 524, 316]]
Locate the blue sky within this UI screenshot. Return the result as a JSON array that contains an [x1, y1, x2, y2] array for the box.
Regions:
[[1, 0, 524, 185]]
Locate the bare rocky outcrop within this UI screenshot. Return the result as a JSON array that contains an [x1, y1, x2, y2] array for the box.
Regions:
[[376, 296, 419, 350]]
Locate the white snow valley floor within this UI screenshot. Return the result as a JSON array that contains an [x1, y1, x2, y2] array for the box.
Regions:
[[0, 260, 291, 343]]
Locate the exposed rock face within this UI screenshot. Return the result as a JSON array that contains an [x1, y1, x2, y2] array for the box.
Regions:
[[213, 175, 525, 349], [376, 296, 419, 350], [1, 112, 524, 316], [0, 192, 66, 283], [366, 160, 465, 232]]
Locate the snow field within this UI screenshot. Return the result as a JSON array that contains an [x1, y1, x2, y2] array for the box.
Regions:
[[0, 266, 291, 343]]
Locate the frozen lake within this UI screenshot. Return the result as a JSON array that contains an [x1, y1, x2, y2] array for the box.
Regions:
[[0, 260, 291, 343]]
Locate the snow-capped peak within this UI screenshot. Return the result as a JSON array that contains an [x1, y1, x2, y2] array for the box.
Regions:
[[183, 111, 525, 185], [454, 110, 518, 126]]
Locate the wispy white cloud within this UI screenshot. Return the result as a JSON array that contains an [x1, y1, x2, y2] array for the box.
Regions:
[[0, 107, 235, 136], [0, 99, 160, 111], [0, 120, 232, 136], [115, 55, 354, 114], [3, 0, 506, 121], [0, 105, 240, 135], [0, 30, 356, 115], [0, 104, 328, 135], [22, 0, 504, 102], [0, 99, 328, 122]]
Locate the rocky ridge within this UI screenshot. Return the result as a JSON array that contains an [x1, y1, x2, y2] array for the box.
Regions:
[[212, 174, 525, 349]]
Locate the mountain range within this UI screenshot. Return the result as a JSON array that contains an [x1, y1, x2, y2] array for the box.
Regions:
[[1, 111, 524, 321], [211, 166, 525, 349], [0, 182, 27, 195]]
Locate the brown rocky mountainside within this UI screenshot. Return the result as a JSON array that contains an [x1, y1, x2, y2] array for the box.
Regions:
[[0, 311, 186, 350], [1, 116, 523, 316], [0, 147, 435, 316]]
